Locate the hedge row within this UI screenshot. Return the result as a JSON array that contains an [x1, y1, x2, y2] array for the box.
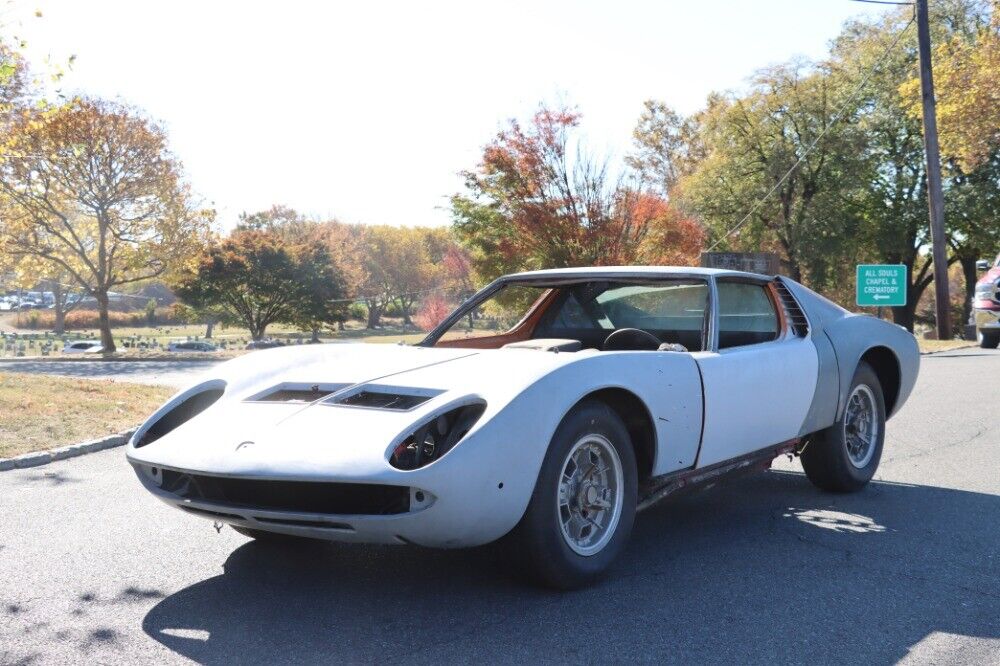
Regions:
[[13, 307, 187, 330]]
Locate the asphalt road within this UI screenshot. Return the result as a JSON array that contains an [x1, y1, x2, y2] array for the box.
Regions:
[[0, 360, 222, 388], [1, 348, 998, 665]]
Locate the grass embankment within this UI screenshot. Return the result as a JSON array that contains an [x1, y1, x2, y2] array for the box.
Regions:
[[917, 339, 976, 353], [0, 373, 173, 458]]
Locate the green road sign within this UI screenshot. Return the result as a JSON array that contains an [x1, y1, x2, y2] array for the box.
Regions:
[[856, 264, 907, 307]]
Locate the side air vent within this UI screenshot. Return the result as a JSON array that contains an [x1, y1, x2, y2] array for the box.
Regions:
[[773, 280, 809, 337], [246, 383, 350, 403], [328, 385, 443, 411]]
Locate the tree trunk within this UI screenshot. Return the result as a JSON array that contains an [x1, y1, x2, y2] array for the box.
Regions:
[[311, 329, 320, 343], [890, 304, 915, 333], [205, 319, 215, 339], [400, 299, 413, 327], [95, 290, 116, 352], [337, 320, 345, 331], [366, 303, 382, 329], [52, 282, 66, 335]]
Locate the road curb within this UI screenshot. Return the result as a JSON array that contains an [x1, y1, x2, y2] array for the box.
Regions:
[[0, 430, 135, 471], [920, 343, 977, 355]]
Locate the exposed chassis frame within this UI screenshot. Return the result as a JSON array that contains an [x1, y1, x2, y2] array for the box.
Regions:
[[637, 439, 800, 511]]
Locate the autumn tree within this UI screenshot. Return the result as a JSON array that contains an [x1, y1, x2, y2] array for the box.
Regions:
[[0, 99, 212, 351], [900, 0, 997, 171], [452, 106, 703, 282], [173, 228, 349, 340], [828, 2, 997, 330], [350, 225, 441, 328], [671, 62, 866, 289], [627, 100, 704, 195], [413, 293, 454, 332]]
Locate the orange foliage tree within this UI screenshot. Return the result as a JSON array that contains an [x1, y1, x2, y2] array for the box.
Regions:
[[451, 105, 703, 281]]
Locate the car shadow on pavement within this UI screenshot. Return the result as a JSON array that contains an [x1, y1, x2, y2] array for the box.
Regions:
[[141, 470, 1000, 664]]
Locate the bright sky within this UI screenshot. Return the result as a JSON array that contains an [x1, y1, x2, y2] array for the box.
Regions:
[[11, 0, 890, 229]]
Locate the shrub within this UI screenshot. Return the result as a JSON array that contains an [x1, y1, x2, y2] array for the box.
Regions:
[[14, 308, 185, 330], [347, 302, 368, 321], [413, 294, 454, 332]]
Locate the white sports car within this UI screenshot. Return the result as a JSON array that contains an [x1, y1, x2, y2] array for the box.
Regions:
[[127, 266, 919, 588]]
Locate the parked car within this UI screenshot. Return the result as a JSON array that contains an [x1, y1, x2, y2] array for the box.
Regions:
[[17, 300, 39, 310], [245, 339, 285, 350], [0, 299, 13, 311], [167, 341, 218, 353], [127, 266, 919, 588], [62, 340, 103, 353], [974, 253, 1000, 349]]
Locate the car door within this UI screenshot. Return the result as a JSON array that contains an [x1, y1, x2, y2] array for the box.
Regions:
[[691, 277, 818, 468]]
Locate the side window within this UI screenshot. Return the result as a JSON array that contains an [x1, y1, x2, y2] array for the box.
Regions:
[[717, 281, 779, 349]]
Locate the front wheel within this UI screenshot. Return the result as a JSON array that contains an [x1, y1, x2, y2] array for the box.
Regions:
[[978, 329, 1000, 349], [506, 399, 637, 589], [801, 362, 886, 493]]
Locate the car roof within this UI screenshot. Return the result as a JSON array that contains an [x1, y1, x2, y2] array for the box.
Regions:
[[503, 265, 774, 283]]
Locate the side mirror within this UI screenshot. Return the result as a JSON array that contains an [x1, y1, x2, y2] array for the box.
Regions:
[[977, 259, 990, 272]]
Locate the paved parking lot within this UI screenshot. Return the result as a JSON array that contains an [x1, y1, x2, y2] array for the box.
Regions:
[[1, 348, 998, 664], [0, 360, 221, 388]]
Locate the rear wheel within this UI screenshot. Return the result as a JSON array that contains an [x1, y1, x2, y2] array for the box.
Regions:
[[507, 399, 637, 589], [801, 362, 885, 493], [978, 329, 999, 349]]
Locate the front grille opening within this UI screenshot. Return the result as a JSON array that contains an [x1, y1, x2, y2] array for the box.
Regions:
[[181, 506, 243, 521], [136, 387, 225, 448], [255, 517, 354, 530], [161, 471, 411, 515], [247, 383, 350, 403]]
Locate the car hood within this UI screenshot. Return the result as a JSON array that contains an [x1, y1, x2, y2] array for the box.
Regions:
[[127, 343, 586, 478]]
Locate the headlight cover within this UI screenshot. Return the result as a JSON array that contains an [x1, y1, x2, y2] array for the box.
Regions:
[[389, 402, 486, 470], [133, 381, 226, 448]]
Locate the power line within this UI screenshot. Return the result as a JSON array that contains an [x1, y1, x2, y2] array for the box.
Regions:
[[705, 12, 916, 252], [849, 0, 913, 6]]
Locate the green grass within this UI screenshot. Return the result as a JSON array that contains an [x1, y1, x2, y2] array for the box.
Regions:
[[0, 373, 174, 458]]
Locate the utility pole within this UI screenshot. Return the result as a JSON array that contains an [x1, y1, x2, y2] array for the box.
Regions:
[[916, 0, 952, 340]]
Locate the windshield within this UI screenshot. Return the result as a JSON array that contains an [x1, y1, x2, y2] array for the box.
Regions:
[[428, 279, 708, 351]]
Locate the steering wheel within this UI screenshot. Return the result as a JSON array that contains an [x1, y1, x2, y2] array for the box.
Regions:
[[602, 328, 661, 351]]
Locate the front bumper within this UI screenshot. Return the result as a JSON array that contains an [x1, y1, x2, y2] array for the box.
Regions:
[[975, 307, 1000, 332], [130, 461, 457, 546]]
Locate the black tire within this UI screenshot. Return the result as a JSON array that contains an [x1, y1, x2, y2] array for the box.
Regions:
[[978, 329, 1000, 349], [801, 361, 886, 493], [231, 525, 310, 542], [506, 399, 637, 589]]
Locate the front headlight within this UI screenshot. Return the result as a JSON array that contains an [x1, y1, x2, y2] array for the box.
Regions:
[[389, 402, 486, 470]]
